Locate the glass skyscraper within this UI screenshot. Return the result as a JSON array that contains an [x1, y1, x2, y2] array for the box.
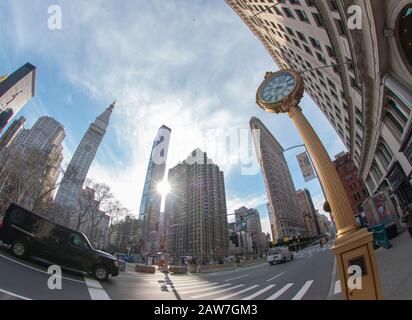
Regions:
[[138, 125, 171, 255], [0, 63, 36, 132]]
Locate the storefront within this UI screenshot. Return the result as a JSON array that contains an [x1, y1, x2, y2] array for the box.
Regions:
[[387, 162, 412, 209]]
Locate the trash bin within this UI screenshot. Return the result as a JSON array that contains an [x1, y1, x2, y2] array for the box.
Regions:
[[367, 224, 392, 249]]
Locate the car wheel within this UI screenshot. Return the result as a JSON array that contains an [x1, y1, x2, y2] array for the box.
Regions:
[[11, 240, 28, 258], [93, 265, 109, 281]]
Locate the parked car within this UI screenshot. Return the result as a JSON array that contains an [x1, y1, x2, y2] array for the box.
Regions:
[[267, 247, 294, 265], [0, 203, 119, 281]]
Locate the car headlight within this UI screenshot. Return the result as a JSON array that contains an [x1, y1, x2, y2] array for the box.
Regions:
[[114, 260, 119, 268]]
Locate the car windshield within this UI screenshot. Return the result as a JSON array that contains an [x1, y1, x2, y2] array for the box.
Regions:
[[269, 248, 282, 255], [82, 233, 94, 250]]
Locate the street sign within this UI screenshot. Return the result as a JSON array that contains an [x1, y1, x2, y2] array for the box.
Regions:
[[297, 151, 316, 182]]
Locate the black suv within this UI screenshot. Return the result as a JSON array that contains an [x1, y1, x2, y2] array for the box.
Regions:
[[0, 203, 119, 281]]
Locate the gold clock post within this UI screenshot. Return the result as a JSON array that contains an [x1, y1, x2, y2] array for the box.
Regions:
[[256, 70, 382, 300]]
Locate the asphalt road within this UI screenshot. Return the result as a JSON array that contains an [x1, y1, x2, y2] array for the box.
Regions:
[[0, 242, 341, 300]]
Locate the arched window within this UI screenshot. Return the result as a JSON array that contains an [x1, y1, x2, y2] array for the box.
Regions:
[[398, 4, 412, 72], [370, 161, 383, 184], [376, 139, 394, 168]]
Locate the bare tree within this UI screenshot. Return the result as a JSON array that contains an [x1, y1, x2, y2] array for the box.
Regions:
[[0, 146, 63, 215]]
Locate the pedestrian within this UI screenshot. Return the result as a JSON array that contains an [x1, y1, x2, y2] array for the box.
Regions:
[[402, 204, 412, 237]]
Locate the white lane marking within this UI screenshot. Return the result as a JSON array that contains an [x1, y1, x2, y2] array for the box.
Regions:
[[166, 282, 218, 288], [334, 280, 341, 295], [192, 284, 245, 299], [84, 276, 111, 300], [214, 285, 259, 300], [242, 284, 276, 300], [179, 283, 231, 294], [162, 279, 207, 284], [0, 253, 85, 284], [266, 283, 294, 300], [292, 280, 314, 300], [327, 257, 338, 299], [161, 280, 210, 285], [0, 288, 32, 300], [224, 274, 249, 282], [266, 272, 285, 282]]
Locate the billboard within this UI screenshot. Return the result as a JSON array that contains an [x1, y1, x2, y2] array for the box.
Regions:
[[296, 151, 316, 182]]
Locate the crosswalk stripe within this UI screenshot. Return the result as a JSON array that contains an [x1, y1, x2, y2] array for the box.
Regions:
[[179, 283, 231, 294], [84, 276, 111, 300], [292, 280, 313, 300], [266, 283, 293, 300], [192, 284, 245, 299], [242, 285, 276, 300], [334, 280, 341, 295], [168, 282, 219, 288], [164, 278, 204, 283], [214, 285, 259, 300], [158, 280, 210, 286], [266, 272, 285, 282], [224, 275, 249, 282]]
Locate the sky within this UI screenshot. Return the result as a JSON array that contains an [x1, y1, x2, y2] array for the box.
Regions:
[[0, 0, 346, 238]]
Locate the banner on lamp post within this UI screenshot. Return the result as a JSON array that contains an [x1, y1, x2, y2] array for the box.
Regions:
[[297, 151, 316, 182]]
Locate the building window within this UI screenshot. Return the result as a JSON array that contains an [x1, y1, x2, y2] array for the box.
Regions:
[[376, 140, 394, 168], [286, 27, 295, 36], [293, 38, 301, 48], [335, 19, 347, 36], [326, 45, 336, 58], [384, 95, 409, 136], [282, 7, 295, 18], [312, 12, 325, 28], [327, 0, 339, 11], [273, 6, 283, 16], [370, 161, 383, 184], [303, 44, 313, 55], [295, 9, 310, 23], [309, 37, 322, 50], [316, 52, 326, 64], [397, 4, 412, 74]]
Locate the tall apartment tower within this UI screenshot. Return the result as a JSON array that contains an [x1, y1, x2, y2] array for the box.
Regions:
[[333, 152, 369, 219], [0, 116, 26, 151], [54, 102, 115, 220], [165, 149, 229, 264], [6, 116, 65, 208], [250, 117, 305, 242], [138, 125, 171, 255], [234, 206, 264, 255], [0, 63, 36, 132], [296, 188, 321, 238], [226, 0, 412, 211]]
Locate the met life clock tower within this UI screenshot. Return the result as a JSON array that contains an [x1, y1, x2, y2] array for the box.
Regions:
[[256, 70, 382, 300], [54, 102, 116, 218]]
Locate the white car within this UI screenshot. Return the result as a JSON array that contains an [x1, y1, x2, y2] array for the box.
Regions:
[[267, 247, 294, 265]]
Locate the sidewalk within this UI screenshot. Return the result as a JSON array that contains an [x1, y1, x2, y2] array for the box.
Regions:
[[375, 228, 412, 300]]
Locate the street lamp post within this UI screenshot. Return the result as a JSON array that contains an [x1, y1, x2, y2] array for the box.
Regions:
[[255, 69, 382, 300], [282, 143, 327, 238]]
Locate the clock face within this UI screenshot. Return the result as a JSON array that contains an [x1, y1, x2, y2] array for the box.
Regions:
[[259, 72, 296, 104]]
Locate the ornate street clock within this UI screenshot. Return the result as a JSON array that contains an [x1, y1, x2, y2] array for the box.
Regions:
[[256, 69, 304, 113]]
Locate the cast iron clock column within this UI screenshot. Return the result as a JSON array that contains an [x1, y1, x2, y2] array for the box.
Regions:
[[256, 70, 382, 300]]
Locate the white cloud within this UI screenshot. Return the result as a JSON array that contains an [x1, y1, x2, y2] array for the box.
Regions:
[[1, 0, 345, 222]]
